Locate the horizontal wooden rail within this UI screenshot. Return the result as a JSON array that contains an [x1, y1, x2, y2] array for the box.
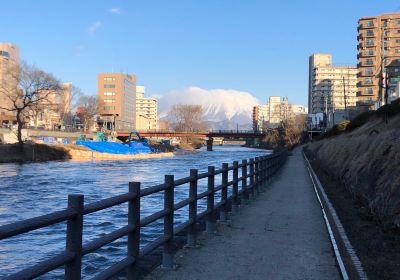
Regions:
[[0, 151, 288, 280]]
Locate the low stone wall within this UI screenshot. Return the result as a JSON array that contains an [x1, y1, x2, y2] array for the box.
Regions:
[[68, 149, 174, 161]]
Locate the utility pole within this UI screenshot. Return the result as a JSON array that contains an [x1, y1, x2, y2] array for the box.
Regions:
[[380, 20, 390, 107], [381, 20, 390, 123], [324, 93, 328, 129], [343, 76, 348, 120]]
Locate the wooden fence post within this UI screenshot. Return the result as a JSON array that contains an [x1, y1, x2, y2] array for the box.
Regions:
[[263, 156, 268, 187], [220, 163, 229, 222], [206, 166, 215, 233], [249, 158, 255, 200], [65, 194, 84, 280], [232, 161, 239, 213], [255, 157, 260, 194], [127, 182, 140, 279], [187, 169, 198, 247], [163, 175, 174, 268], [242, 160, 248, 203]]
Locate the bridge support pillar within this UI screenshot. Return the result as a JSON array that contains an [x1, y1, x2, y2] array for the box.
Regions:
[[206, 138, 213, 151]]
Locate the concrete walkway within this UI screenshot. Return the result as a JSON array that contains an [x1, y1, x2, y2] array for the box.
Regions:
[[148, 148, 341, 280]]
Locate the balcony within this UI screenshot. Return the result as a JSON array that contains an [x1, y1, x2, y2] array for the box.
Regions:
[[357, 100, 375, 106], [358, 61, 375, 67], [365, 32, 375, 37]]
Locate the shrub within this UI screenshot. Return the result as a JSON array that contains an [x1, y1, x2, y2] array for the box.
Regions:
[[345, 111, 375, 132]]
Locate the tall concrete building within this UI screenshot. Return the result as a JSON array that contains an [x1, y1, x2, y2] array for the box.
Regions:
[[0, 43, 19, 126], [357, 13, 400, 110], [308, 54, 332, 112], [135, 86, 158, 130], [98, 73, 136, 130], [309, 54, 357, 127], [252, 104, 268, 132], [252, 97, 307, 131]]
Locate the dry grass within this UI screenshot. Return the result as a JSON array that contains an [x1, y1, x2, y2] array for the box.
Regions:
[[307, 114, 400, 227]]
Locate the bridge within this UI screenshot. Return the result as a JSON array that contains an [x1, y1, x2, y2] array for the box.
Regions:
[[117, 130, 266, 151], [116, 130, 265, 138]]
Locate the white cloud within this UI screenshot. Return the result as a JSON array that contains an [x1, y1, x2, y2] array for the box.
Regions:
[[88, 21, 101, 34], [108, 7, 122, 14], [159, 86, 260, 129]]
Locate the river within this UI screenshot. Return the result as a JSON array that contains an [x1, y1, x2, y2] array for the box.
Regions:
[[0, 145, 270, 279]]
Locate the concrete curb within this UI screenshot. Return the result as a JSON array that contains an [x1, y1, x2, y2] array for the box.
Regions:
[[303, 151, 368, 280]]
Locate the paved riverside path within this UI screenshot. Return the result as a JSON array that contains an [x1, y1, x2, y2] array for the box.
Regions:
[[147, 147, 341, 280]]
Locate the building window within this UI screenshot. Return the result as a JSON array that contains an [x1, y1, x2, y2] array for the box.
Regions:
[[365, 88, 373, 94], [365, 49, 374, 56], [366, 59, 374, 65], [366, 30, 374, 36], [365, 78, 373, 85], [366, 20, 374, 27], [104, 84, 115, 88], [366, 39, 374, 46], [365, 68, 373, 75], [103, 77, 115, 81], [104, 106, 115, 110], [103, 92, 115, 96], [395, 49, 400, 54], [104, 99, 115, 103], [383, 20, 388, 27], [0, 50, 10, 58], [396, 39, 400, 44]]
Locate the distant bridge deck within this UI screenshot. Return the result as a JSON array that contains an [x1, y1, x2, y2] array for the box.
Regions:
[[117, 130, 266, 139]]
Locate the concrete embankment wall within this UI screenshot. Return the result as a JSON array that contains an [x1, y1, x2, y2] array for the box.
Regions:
[[68, 148, 174, 161], [306, 115, 400, 227]]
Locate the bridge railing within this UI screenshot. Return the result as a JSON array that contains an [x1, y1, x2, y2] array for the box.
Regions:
[[0, 152, 287, 280]]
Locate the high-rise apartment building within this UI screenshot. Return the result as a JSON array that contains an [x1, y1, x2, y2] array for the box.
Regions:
[[0, 43, 19, 126], [135, 86, 158, 130], [309, 54, 357, 127], [98, 73, 136, 130], [357, 13, 400, 110], [308, 54, 332, 112]]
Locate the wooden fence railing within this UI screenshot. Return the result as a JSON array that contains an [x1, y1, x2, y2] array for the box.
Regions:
[[0, 152, 287, 280]]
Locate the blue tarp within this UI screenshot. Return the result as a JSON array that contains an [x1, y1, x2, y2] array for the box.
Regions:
[[76, 141, 152, 154]]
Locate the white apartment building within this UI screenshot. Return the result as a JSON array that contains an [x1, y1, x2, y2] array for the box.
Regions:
[[253, 96, 307, 131], [135, 86, 158, 130], [309, 54, 358, 127]]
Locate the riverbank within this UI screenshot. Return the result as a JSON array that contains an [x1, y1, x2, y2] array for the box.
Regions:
[[0, 143, 173, 163], [304, 147, 400, 280], [303, 101, 400, 279], [0, 143, 69, 163]]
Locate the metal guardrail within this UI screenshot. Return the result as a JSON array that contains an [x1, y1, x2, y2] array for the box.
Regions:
[[0, 152, 287, 280]]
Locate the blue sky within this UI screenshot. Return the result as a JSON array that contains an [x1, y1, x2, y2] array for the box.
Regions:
[[1, 0, 400, 106]]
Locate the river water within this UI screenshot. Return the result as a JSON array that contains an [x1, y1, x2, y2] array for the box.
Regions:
[[0, 145, 270, 279]]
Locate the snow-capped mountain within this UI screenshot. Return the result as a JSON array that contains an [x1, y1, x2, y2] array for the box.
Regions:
[[158, 86, 259, 130]]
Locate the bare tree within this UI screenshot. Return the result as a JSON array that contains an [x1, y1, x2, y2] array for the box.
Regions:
[[0, 61, 62, 148], [168, 104, 207, 132], [76, 95, 98, 131]]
